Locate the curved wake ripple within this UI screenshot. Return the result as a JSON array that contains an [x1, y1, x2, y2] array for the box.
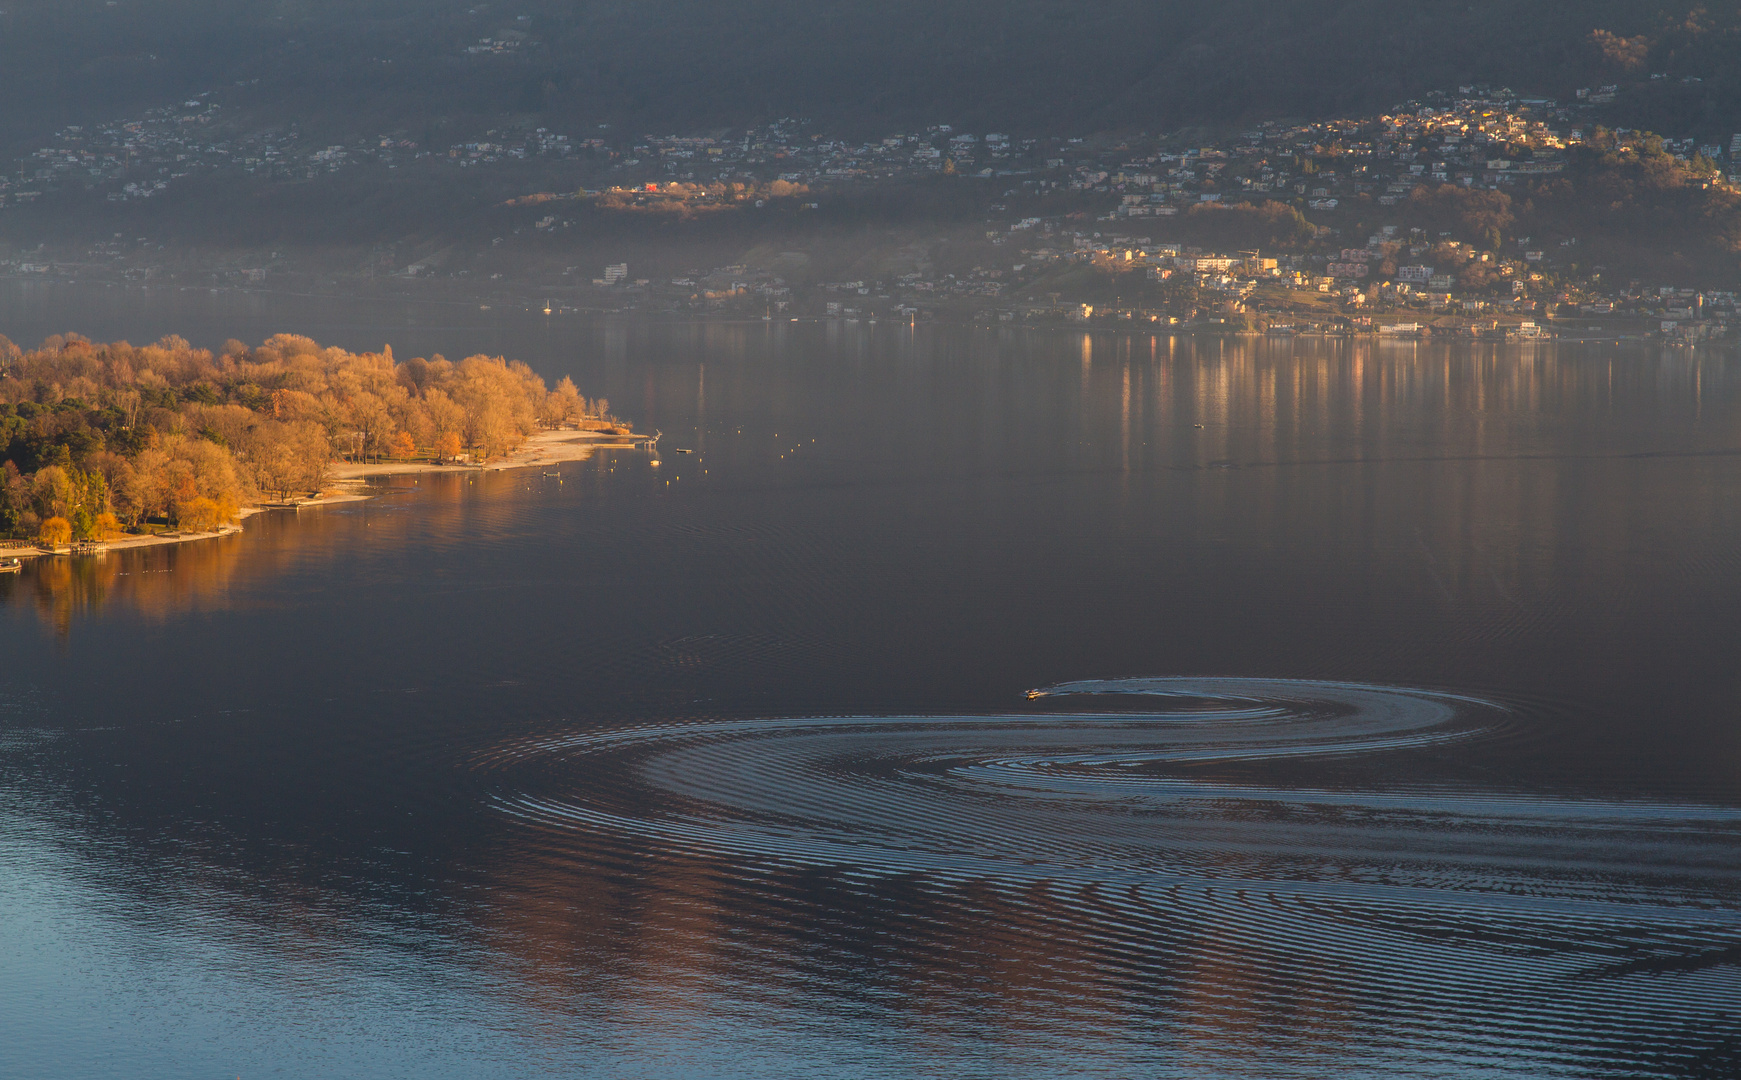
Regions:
[[482, 678, 1741, 1077]]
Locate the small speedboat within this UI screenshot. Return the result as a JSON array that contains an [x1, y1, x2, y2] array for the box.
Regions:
[[0, 556, 21, 574]]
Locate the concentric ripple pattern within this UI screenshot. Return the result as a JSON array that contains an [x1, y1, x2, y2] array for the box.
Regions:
[[484, 678, 1741, 1078]]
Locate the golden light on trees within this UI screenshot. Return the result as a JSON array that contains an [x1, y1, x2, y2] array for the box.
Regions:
[[176, 496, 226, 531], [1590, 29, 1650, 72], [1, 334, 619, 538], [39, 516, 71, 547]]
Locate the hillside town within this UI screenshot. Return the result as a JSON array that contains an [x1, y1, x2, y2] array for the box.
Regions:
[[3, 80, 1738, 341]]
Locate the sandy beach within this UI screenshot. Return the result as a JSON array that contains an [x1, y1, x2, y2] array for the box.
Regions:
[[328, 427, 650, 482], [4, 520, 250, 558]]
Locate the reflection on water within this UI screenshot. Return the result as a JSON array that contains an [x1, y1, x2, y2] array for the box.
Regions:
[[2, 297, 1740, 1078], [8, 538, 246, 636], [1, 466, 613, 634], [476, 680, 1739, 1076]]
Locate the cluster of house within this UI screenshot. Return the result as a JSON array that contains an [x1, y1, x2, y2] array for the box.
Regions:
[[4, 77, 1736, 338], [627, 122, 1029, 182], [460, 14, 535, 54], [609, 84, 1735, 210], [6, 74, 1730, 222], [1097, 88, 1732, 225], [571, 226, 1738, 333], [0, 96, 236, 208], [525, 87, 1741, 334], [1006, 226, 1739, 329], [0, 93, 596, 209]]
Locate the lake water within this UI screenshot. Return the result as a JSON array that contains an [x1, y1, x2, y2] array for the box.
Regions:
[[3, 283, 1740, 1079]]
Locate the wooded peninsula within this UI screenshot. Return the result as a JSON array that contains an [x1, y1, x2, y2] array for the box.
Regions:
[[0, 333, 624, 545]]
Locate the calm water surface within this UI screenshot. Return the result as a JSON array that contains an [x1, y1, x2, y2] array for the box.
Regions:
[[2, 284, 1739, 1078]]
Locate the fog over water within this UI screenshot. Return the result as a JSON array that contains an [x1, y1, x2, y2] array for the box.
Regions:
[[2, 284, 1739, 1078]]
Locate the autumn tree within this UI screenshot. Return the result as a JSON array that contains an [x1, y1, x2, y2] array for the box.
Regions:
[[423, 387, 466, 450], [1, 333, 605, 518], [0, 461, 27, 535], [177, 496, 226, 531], [547, 376, 584, 426], [1177, 200, 1316, 252], [1590, 29, 1650, 73], [242, 420, 332, 500], [39, 516, 71, 547], [1407, 185, 1514, 248], [30, 465, 74, 521]]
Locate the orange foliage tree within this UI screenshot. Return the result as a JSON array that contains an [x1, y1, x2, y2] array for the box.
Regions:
[[39, 516, 71, 546], [0, 334, 621, 532], [176, 496, 228, 531]]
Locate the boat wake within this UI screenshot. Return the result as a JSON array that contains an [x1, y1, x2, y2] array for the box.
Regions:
[[480, 678, 1741, 1077]]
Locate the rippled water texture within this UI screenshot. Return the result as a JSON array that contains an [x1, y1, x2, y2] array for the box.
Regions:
[[488, 678, 1740, 1076], [2, 286, 1740, 1078]]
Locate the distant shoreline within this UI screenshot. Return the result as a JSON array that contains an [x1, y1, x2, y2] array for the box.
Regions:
[[0, 278, 1716, 349]]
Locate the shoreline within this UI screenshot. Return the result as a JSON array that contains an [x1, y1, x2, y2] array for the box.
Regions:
[[0, 278, 1724, 346], [5, 426, 653, 559], [326, 426, 651, 482], [4, 520, 251, 559]]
